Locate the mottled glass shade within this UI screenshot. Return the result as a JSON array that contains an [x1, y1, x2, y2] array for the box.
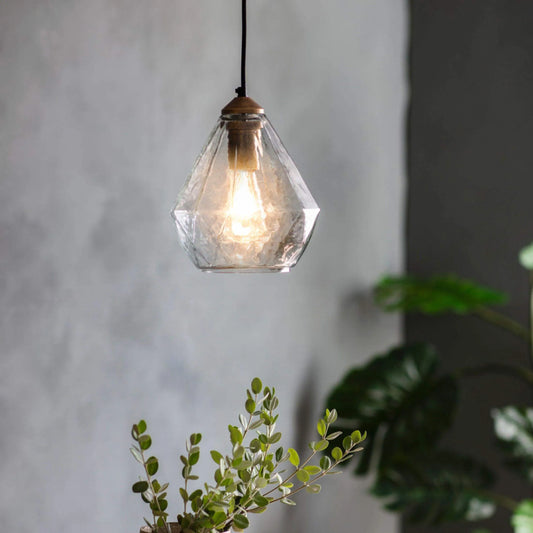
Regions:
[[172, 110, 319, 273]]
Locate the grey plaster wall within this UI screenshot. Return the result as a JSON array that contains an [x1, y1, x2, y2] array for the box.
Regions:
[[0, 1, 407, 532], [406, 2, 533, 532]]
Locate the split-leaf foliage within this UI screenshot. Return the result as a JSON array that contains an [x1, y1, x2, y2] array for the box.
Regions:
[[326, 242, 533, 532]]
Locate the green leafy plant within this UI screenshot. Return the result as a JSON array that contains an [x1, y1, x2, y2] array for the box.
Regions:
[[326, 241, 533, 532], [131, 377, 365, 532]]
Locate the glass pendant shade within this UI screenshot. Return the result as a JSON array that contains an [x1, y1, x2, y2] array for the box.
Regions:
[[172, 97, 319, 273]]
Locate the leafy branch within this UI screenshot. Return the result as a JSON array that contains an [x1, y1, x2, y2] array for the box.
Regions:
[[131, 378, 364, 533], [131, 421, 170, 531]]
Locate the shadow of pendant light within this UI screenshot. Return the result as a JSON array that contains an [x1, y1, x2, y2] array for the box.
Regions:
[[172, 0, 320, 273]]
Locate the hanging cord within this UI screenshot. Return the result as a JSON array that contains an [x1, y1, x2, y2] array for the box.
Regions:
[[236, 0, 247, 97]]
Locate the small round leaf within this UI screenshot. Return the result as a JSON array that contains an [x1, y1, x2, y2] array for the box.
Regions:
[[251, 378, 263, 394], [132, 481, 149, 493]]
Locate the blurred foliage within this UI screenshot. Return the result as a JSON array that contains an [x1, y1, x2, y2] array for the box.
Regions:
[[493, 407, 533, 484], [326, 344, 457, 475], [372, 452, 495, 524], [374, 275, 507, 314], [327, 247, 533, 531]]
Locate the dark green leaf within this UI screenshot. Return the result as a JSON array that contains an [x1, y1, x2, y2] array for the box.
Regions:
[[254, 494, 269, 507], [212, 511, 227, 525], [326, 343, 457, 474], [313, 440, 329, 452], [233, 514, 250, 529], [374, 275, 507, 315], [493, 406, 533, 484], [132, 481, 149, 493], [275, 447, 284, 462], [146, 456, 159, 476], [138, 435, 152, 450], [269, 432, 282, 444], [245, 399, 256, 414], [189, 489, 203, 501], [372, 451, 496, 525], [320, 456, 331, 470], [189, 451, 200, 466], [251, 378, 263, 394], [351, 430, 364, 443], [331, 447, 343, 462], [137, 420, 147, 434], [326, 409, 338, 424], [228, 425, 243, 445], [190, 433, 202, 445]]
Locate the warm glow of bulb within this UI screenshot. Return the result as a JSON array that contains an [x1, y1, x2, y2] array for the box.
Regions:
[[224, 170, 268, 243]]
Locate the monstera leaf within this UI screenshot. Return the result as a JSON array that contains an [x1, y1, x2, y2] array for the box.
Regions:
[[325, 343, 458, 474], [375, 275, 507, 314], [512, 500, 533, 533], [493, 407, 533, 484], [372, 451, 496, 525]]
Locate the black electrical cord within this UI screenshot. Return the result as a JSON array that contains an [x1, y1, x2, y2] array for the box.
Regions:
[[236, 0, 247, 97]]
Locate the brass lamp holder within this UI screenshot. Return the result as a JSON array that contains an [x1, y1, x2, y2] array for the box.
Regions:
[[222, 97, 264, 171]]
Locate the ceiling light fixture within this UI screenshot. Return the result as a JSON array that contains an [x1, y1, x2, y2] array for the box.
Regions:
[[172, 0, 319, 273]]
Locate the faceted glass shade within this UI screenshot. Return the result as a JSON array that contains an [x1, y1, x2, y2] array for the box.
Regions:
[[172, 111, 319, 273]]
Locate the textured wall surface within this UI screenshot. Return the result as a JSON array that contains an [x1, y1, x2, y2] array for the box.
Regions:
[[406, 2, 533, 532], [0, 1, 406, 532]]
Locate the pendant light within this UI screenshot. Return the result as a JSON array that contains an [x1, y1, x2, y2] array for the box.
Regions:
[[172, 0, 319, 273]]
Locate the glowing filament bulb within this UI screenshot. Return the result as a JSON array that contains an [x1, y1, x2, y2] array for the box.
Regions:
[[225, 169, 267, 243]]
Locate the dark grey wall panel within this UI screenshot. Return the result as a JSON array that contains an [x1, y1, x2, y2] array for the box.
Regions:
[[406, 1, 533, 532]]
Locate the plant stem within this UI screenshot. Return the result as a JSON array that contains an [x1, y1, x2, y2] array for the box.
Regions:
[[139, 447, 166, 531], [256, 440, 358, 508], [529, 271, 533, 367], [454, 362, 533, 386], [474, 306, 529, 342], [263, 449, 318, 497], [478, 489, 519, 512]]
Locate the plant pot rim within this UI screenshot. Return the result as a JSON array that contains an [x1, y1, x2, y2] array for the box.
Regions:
[[140, 523, 230, 533], [140, 523, 181, 533]]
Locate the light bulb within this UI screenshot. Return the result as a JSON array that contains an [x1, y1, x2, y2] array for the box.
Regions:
[[224, 169, 267, 243]]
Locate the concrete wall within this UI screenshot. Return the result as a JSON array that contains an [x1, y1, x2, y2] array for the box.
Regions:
[[406, 1, 533, 532], [0, 1, 407, 532]]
